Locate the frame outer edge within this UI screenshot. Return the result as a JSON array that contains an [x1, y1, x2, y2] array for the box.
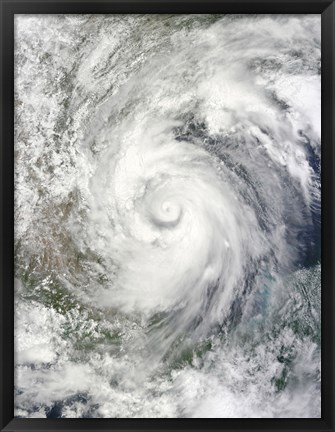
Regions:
[[1, 1, 334, 432]]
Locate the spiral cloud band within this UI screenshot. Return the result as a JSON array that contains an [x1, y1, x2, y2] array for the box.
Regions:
[[14, 14, 321, 418]]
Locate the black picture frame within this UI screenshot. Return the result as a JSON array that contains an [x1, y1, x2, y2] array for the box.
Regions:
[[1, 1, 334, 431]]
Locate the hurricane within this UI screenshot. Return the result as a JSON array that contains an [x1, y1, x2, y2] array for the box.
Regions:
[[14, 14, 321, 418]]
